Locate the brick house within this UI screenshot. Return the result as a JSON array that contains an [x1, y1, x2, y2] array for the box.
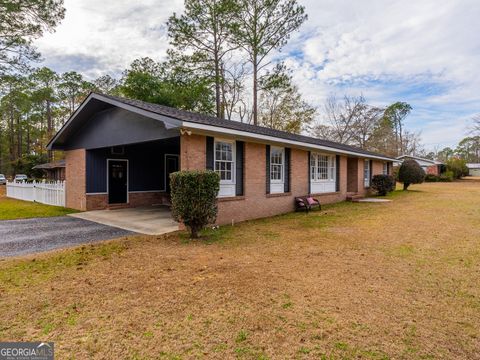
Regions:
[[395, 155, 443, 175], [47, 93, 395, 225]]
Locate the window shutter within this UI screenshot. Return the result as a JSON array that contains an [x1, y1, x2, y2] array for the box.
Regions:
[[308, 151, 311, 194], [369, 159, 373, 184], [336, 155, 340, 192], [266, 145, 270, 194], [206, 136, 214, 170], [236, 141, 244, 196], [284, 148, 291, 193]]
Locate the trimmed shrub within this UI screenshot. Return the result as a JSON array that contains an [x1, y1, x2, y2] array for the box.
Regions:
[[425, 174, 439, 182], [426, 171, 454, 182], [439, 171, 454, 182], [398, 159, 425, 190], [170, 170, 220, 239], [445, 158, 468, 179], [371, 174, 396, 196]]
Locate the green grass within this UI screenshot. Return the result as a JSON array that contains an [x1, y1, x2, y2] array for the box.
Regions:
[[0, 196, 78, 220]]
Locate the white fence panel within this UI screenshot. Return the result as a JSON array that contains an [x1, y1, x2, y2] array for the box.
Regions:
[[6, 180, 65, 207]]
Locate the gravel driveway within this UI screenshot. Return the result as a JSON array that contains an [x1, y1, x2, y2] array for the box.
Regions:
[[0, 216, 133, 258]]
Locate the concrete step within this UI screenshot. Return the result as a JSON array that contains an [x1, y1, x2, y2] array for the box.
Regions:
[[346, 194, 365, 202]]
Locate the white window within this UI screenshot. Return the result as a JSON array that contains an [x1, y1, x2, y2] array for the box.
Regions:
[[310, 153, 336, 193], [364, 160, 371, 187], [214, 140, 236, 197], [270, 147, 284, 183], [270, 147, 285, 193], [383, 163, 388, 175]]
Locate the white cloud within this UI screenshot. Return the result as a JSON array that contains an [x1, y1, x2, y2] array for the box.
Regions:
[[34, 0, 480, 149]]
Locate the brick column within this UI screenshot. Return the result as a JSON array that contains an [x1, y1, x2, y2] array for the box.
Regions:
[[65, 149, 87, 210]]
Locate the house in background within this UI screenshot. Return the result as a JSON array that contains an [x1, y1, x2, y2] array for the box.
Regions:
[[47, 92, 395, 225], [32, 159, 66, 181], [466, 163, 480, 177], [396, 155, 443, 175]]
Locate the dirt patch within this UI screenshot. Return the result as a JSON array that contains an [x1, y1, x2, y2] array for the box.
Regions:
[[1, 182, 480, 359]]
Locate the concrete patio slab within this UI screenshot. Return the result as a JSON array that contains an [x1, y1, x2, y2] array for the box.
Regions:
[[70, 206, 178, 235]]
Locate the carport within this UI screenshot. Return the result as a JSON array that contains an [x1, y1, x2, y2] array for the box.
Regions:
[[47, 93, 183, 211], [70, 205, 178, 235]]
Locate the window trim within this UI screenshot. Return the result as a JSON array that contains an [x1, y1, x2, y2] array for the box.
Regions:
[[214, 139, 236, 185], [270, 146, 285, 184], [383, 162, 388, 175], [310, 152, 336, 183]]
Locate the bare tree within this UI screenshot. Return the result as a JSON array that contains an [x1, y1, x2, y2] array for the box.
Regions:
[[472, 114, 480, 135], [314, 95, 367, 144], [352, 105, 384, 149], [221, 60, 248, 121]]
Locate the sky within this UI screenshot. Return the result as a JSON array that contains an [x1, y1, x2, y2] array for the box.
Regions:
[[34, 0, 480, 150]]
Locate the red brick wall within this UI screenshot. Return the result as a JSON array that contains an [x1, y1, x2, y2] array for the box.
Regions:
[[65, 149, 86, 210], [426, 165, 439, 175]]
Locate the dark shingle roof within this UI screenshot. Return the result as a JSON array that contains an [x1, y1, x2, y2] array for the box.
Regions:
[[96, 93, 395, 160], [33, 159, 66, 170]]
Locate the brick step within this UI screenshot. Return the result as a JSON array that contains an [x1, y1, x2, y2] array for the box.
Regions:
[[346, 194, 365, 202], [107, 203, 130, 210]]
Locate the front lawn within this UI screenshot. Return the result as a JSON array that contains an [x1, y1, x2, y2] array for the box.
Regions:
[[0, 186, 77, 220], [1, 181, 479, 359]]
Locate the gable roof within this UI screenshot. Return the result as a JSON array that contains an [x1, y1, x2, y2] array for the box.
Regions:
[[466, 163, 480, 169], [33, 160, 66, 170], [48, 92, 396, 161], [396, 155, 443, 165]]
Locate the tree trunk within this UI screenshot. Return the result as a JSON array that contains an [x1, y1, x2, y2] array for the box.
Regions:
[[403, 183, 409, 191], [252, 58, 258, 126], [47, 99, 53, 162]]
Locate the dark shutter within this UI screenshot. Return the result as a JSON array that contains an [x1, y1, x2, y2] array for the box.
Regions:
[[308, 151, 311, 194], [266, 145, 270, 194], [336, 155, 340, 192], [236, 141, 244, 196], [206, 136, 214, 170], [284, 148, 291, 193], [369, 159, 373, 186]]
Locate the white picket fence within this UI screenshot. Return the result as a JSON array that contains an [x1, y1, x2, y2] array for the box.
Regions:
[[6, 180, 66, 207]]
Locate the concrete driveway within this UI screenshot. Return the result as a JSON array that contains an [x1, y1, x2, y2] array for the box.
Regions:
[[69, 206, 178, 235], [0, 217, 133, 258]]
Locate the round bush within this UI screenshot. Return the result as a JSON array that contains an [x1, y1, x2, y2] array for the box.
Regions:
[[398, 159, 425, 190], [371, 174, 396, 196], [170, 170, 220, 238]]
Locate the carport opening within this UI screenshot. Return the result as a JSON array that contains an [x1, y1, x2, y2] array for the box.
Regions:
[[85, 136, 180, 207]]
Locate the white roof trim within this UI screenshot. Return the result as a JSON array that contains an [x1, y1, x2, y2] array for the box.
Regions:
[[182, 121, 395, 161], [396, 155, 442, 165]]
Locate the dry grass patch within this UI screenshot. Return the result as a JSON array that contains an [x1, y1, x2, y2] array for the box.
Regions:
[[1, 181, 480, 359]]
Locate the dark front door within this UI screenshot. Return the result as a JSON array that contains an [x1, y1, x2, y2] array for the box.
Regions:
[[108, 160, 128, 204], [165, 155, 179, 193]]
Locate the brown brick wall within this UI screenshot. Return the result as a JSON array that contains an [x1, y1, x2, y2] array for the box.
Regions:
[[65, 149, 86, 210], [180, 133, 205, 170], [85, 191, 166, 210], [181, 134, 355, 225]]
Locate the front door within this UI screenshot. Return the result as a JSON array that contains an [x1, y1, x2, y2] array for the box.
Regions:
[[108, 160, 128, 204], [165, 155, 179, 193]]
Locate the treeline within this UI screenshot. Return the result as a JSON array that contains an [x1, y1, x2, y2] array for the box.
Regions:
[[313, 95, 421, 157], [0, 0, 425, 176]]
